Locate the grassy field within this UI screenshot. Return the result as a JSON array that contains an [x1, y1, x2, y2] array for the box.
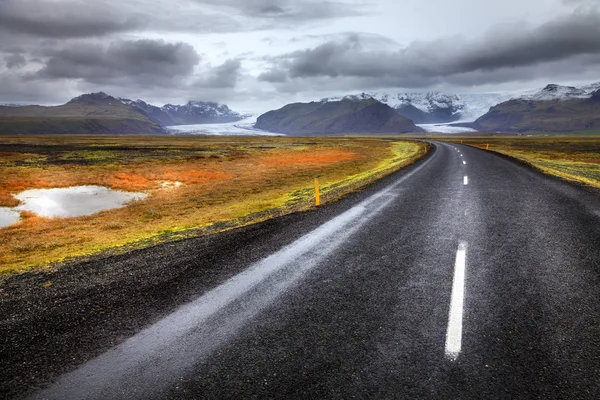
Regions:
[[446, 137, 600, 188], [0, 135, 427, 274]]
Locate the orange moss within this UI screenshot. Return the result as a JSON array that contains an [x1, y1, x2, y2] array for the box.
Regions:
[[154, 170, 233, 184], [109, 173, 151, 190], [0, 136, 425, 273], [0, 192, 20, 207], [17, 210, 51, 226], [263, 150, 361, 166]]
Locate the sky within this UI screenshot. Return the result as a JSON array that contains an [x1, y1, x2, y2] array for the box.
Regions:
[[1, 0, 600, 112]]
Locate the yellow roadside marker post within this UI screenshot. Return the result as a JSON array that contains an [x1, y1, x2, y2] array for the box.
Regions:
[[314, 179, 321, 206], [486, 144, 489, 150]]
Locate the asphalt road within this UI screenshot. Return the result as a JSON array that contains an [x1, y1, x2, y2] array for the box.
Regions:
[[13, 141, 600, 399]]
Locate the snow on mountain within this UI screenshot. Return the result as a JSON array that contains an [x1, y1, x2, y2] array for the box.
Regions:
[[322, 91, 511, 123], [454, 93, 514, 122], [120, 98, 246, 126], [323, 92, 463, 114], [162, 101, 239, 119], [517, 83, 600, 101]]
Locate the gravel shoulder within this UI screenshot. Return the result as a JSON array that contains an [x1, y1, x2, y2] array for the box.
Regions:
[[0, 149, 434, 399]]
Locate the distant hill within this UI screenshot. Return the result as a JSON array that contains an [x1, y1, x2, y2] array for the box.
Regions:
[[121, 99, 245, 126], [254, 98, 424, 135], [0, 92, 246, 135], [471, 87, 600, 132], [0, 92, 164, 135]]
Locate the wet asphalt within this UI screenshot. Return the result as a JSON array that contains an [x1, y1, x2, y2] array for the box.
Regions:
[[3, 141, 600, 399]]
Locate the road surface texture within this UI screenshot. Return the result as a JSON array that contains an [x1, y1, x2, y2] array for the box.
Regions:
[[3, 141, 600, 399]]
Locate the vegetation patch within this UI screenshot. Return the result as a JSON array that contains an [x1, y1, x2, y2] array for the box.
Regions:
[[0, 135, 427, 274]]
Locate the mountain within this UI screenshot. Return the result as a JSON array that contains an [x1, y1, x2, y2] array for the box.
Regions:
[[119, 99, 175, 126], [0, 92, 247, 135], [0, 92, 164, 135], [517, 83, 600, 101], [472, 85, 600, 132], [121, 99, 245, 126], [322, 92, 512, 123], [254, 98, 424, 135]]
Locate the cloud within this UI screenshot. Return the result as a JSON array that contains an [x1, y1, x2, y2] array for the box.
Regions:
[[563, 0, 599, 3], [259, 5, 286, 14], [0, 0, 368, 41], [0, 0, 147, 38], [260, 8, 600, 90], [5, 54, 26, 69], [194, 0, 368, 21], [195, 59, 242, 88], [258, 68, 288, 83], [34, 39, 200, 88]]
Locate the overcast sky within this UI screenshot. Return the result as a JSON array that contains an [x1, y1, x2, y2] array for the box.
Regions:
[[1, 0, 600, 111]]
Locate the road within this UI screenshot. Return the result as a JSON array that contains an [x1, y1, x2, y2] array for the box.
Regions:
[[22, 142, 600, 399]]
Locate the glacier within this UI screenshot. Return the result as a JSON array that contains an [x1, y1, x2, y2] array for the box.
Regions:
[[166, 116, 282, 136]]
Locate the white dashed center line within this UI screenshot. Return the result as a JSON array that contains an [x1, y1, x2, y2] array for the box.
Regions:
[[463, 176, 469, 185], [463, 161, 466, 165], [445, 241, 467, 360]]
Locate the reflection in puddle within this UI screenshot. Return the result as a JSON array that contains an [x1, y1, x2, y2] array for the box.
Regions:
[[15, 186, 148, 218], [0, 208, 21, 228], [0, 186, 148, 228]]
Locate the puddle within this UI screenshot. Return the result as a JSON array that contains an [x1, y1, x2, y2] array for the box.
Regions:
[[14, 186, 148, 218], [0, 208, 21, 228], [0, 186, 148, 228]]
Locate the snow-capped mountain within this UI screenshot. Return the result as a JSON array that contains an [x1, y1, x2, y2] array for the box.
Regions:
[[516, 83, 600, 101], [322, 92, 511, 123], [120, 98, 246, 127], [162, 101, 243, 122]]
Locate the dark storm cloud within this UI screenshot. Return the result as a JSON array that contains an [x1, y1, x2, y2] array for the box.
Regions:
[[195, 0, 368, 21], [261, 8, 600, 88], [195, 59, 242, 88], [0, 0, 367, 41], [34, 39, 200, 87], [259, 5, 286, 14], [5, 54, 26, 69], [0, 0, 147, 38], [258, 69, 288, 83]]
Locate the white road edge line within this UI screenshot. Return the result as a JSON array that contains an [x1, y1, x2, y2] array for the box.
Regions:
[[464, 176, 468, 185], [445, 241, 467, 361]]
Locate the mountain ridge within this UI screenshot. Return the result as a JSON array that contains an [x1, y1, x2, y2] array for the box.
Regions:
[[0, 92, 165, 135], [254, 98, 424, 135], [0, 92, 246, 135], [471, 87, 600, 132], [121, 98, 246, 126], [321, 91, 512, 124]]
